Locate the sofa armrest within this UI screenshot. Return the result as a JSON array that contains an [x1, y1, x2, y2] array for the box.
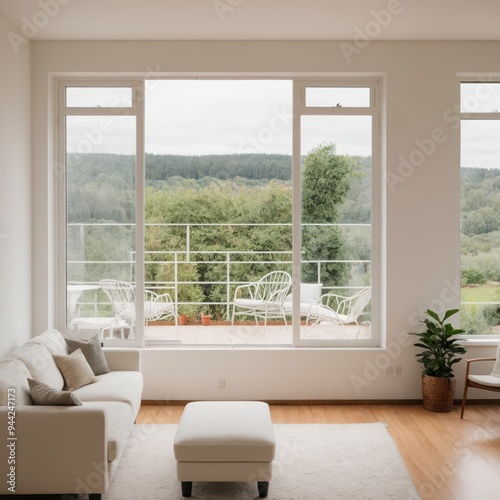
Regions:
[[0, 406, 107, 495], [103, 347, 141, 371]]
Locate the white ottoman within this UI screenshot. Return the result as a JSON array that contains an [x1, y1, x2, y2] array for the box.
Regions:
[[174, 401, 276, 498]]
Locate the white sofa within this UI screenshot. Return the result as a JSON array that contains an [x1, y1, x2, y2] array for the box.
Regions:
[[0, 329, 143, 498]]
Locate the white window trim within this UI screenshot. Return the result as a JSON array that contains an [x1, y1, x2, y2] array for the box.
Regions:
[[57, 78, 145, 347], [292, 78, 382, 347], [459, 77, 500, 339], [56, 74, 385, 349]]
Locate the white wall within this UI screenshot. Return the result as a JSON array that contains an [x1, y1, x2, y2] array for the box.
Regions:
[[31, 40, 500, 400], [0, 15, 31, 358]]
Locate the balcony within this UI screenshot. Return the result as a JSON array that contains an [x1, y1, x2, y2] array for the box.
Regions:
[[67, 222, 372, 344]]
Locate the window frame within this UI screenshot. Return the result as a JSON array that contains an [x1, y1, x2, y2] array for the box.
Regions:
[[57, 79, 145, 347], [459, 78, 500, 340], [56, 75, 384, 349], [292, 79, 382, 347]]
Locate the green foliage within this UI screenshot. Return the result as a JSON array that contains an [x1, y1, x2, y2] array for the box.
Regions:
[[301, 143, 356, 286], [411, 309, 466, 378], [461, 267, 487, 285], [460, 301, 500, 335], [302, 143, 354, 224], [146, 153, 292, 183]]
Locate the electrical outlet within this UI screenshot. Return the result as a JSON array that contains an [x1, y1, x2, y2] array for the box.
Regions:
[[395, 366, 402, 375], [218, 379, 226, 389], [386, 367, 393, 375]]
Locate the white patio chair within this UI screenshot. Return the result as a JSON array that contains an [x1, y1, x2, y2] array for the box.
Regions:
[[231, 271, 292, 331], [70, 316, 129, 340], [99, 279, 177, 329], [305, 287, 371, 338]]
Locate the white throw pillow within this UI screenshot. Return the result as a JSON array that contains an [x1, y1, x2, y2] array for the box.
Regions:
[[285, 283, 323, 304], [15, 342, 65, 390]]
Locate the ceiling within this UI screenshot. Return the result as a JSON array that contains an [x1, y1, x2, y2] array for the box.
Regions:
[[0, 0, 499, 41]]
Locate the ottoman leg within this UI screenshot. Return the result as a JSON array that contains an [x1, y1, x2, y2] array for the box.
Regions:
[[258, 481, 269, 498], [181, 481, 193, 497]]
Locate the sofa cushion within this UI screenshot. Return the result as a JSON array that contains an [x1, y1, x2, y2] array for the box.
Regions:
[[73, 371, 143, 418], [0, 358, 33, 406], [28, 378, 82, 406], [65, 335, 110, 376], [81, 401, 133, 462], [29, 329, 70, 356], [53, 349, 98, 391], [14, 342, 65, 390]]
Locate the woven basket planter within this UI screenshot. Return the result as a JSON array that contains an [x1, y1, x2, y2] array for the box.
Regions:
[[422, 375, 456, 412]]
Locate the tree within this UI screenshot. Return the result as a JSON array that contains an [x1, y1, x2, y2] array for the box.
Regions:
[[301, 143, 354, 286], [302, 143, 353, 224]]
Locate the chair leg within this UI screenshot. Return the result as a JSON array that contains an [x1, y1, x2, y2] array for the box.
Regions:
[[461, 381, 469, 419], [231, 306, 236, 331]]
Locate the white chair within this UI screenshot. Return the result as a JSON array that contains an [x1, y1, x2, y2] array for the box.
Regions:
[[99, 279, 177, 330], [461, 342, 500, 419], [70, 316, 129, 340], [231, 271, 292, 330], [305, 287, 371, 338]]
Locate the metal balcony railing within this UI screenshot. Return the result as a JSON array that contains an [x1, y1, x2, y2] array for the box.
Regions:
[[67, 222, 371, 322]]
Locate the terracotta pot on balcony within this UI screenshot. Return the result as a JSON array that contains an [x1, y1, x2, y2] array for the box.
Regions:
[[178, 314, 187, 326], [201, 314, 211, 326]]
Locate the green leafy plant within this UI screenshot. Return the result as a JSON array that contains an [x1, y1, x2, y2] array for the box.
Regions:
[[411, 309, 466, 378]]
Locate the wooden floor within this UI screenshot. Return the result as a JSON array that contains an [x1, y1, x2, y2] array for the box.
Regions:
[[137, 403, 500, 500]]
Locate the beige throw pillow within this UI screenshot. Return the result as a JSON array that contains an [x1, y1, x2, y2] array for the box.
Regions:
[[65, 335, 110, 376], [28, 378, 82, 406], [53, 349, 98, 391]]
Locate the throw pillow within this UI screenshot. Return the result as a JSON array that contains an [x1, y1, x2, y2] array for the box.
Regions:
[[53, 349, 98, 391], [65, 335, 110, 375], [28, 378, 82, 406], [285, 283, 323, 304]]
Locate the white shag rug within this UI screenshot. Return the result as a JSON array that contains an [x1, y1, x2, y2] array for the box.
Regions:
[[105, 423, 420, 500]]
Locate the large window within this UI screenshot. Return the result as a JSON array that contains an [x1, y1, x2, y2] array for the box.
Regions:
[[58, 77, 382, 347], [460, 82, 500, 336]]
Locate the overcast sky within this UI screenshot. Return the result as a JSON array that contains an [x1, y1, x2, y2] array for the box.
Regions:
[[66, 80, 499, 168]]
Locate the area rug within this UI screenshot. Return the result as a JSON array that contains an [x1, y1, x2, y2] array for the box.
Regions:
[[106, 423, 420, 499]]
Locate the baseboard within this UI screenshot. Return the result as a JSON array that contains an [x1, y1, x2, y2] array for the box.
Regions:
[[141, 398, 500, 406]]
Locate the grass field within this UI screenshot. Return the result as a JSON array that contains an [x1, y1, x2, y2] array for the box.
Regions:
[[461, 284, 500, 302]]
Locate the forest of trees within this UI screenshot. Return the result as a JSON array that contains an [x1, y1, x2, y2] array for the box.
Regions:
[[67, 150, 500, 326]]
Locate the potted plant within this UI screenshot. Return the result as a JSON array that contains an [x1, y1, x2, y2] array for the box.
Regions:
[[177, 305, 196, 326], [411, 308, 466, 412], [200, 307, 211, 326]]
